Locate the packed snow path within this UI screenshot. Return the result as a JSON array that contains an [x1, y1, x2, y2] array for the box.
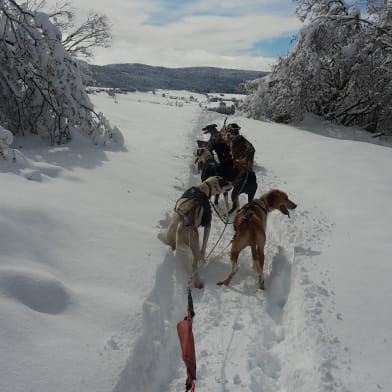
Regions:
[[2, 91, 391, 392], [113, 112, 349, 392]]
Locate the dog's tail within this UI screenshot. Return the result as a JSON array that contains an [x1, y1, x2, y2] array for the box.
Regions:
[[233, 210, 253, 231]]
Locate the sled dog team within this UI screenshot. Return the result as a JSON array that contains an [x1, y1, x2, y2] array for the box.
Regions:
[[158, 122, 297, 289]]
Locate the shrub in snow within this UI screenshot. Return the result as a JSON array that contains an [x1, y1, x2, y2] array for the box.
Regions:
[[0, 127, 15, 161], [0, 125, 26, 164], [0, 0, 123, 147], [244, 0, 392, 134]]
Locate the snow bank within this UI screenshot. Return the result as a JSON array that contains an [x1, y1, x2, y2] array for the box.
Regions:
[[0, 91, 391, 392]]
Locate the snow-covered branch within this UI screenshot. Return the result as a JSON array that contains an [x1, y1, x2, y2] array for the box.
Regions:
[[0, 0, 123, 147], [243, 0, 392, 134]]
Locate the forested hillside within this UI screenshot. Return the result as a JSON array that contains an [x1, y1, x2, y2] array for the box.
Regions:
[[90, 63, 267, 93]]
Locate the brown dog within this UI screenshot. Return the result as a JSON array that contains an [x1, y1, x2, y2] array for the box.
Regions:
[[217, 189, 297, 289], [230, 134, 255, 169], [222, 123, 255, 169]]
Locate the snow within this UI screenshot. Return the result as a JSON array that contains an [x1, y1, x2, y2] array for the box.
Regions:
[[1, 91, 391, 392], [341, 42, 357, 58], [34, 12, 62, 41]]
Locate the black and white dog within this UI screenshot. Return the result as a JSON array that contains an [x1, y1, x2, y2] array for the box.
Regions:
[[158, 176, 232, 287]]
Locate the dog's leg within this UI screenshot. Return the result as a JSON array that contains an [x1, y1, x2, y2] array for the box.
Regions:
[[160, 213, 178, 250], [197, 162, 203, 173], [256, 248, 265, 290], [228, 183, 240, 214], [188, 228, 203, 288], [228, 194, 239, 215], [229, 198, 239, 214], [200, 224, 211, 260], [248, 151, 255, 169], [253, 235, 266, 289], [217, 233, 247, 286], [248, 191, 255, 203], [223, 191, 230, 215], [217, 246, 240, 286], [175, 220, 189, 253], [215, 192, 229, 217], [247, 172, 257, 203]]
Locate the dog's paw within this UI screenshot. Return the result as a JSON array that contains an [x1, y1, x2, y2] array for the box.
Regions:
[[216, 280, 228, 286]]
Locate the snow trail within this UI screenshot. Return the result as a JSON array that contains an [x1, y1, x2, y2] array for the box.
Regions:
[[2, 90, 390, 392], [113, 110, 350, 392], [113, 252, 189, 392]]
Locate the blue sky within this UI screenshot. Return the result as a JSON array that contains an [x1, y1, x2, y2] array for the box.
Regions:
[[47, 0, 303, 70], [250, 36, 298, 58], [146, 0, 297, 25]]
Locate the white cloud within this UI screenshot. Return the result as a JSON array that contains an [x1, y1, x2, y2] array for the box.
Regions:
[[43, 0, 302, 70], [180, 0, 296, 16], [92, 44, 278, 70], [145, 14, 300, 52]]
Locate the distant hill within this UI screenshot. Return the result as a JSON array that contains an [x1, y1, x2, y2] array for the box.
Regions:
[[89, 63, 267, 94]]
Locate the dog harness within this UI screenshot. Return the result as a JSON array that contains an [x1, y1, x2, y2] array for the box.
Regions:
[[234, 199, 269, 231], [176, 187, 212, 227]]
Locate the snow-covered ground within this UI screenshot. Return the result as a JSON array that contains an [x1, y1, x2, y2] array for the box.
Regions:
[[0, 91, 391, 392]]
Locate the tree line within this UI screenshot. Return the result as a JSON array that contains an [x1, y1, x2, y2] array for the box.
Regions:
[[244, 0, 392, 135]]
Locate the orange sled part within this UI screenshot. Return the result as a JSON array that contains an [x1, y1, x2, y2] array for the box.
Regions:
[[177, 311, 196, 391]]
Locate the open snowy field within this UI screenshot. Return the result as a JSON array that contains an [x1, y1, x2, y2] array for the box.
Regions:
[[1, 90, 391, 392]]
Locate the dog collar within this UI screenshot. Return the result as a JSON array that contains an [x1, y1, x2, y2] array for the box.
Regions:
[[255, 199, 269, 215]]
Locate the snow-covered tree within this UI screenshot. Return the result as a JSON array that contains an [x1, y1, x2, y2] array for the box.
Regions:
[[0, 0, 123, 146], [244, 0, 392, 134], [0, 126, 16, 161], [29, 1, 112, 60]]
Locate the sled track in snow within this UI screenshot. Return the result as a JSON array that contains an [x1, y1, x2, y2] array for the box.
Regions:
[[113, 112, 351, 392]]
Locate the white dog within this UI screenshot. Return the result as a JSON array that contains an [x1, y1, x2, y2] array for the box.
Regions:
[[158, 176, 232, 287]]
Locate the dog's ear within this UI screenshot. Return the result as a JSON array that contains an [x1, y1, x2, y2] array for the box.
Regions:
[[202, 124, 217, 130], [202, 124, 218, 134], [265, 189, 281, 210]]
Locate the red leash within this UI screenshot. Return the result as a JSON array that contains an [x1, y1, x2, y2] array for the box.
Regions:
[[177, 289, 196, 391]]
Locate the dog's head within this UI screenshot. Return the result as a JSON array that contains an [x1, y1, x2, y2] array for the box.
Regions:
[[223, 123, 241, 142], [194, 147, 212, 171], [227, 123, 241, 131], [197, 139, 209, 148], [262, 189, 297, 217], [202, 124, 219, 135], [204, 176, 232, 196]]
